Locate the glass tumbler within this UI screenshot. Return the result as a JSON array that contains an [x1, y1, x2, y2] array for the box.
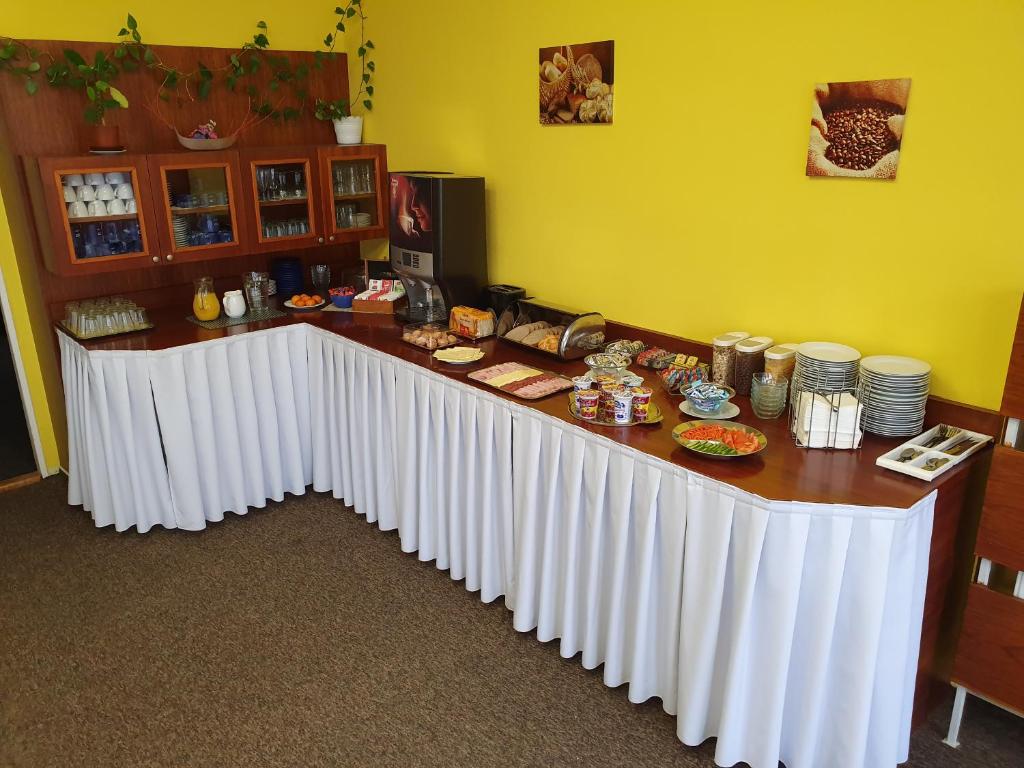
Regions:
[[243, 271, 270, 311], [751, 373, 789, 419]]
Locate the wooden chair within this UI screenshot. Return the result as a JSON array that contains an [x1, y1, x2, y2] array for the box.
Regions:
[[945, 296, 1024, 746]]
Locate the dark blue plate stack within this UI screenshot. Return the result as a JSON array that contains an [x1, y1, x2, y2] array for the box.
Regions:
[[272, 257, 304, 295]]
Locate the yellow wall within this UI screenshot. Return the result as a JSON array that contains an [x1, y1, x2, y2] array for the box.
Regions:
[[3, 0, 1022, 471], [365, 0, 1024, 409]]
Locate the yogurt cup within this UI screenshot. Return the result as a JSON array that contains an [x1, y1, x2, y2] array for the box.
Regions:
[[613, 390, 635, 424], [576, 390, 600, 420], [630, 386, 653, 421]]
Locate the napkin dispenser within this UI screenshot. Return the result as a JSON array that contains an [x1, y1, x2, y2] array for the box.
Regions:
[[499, 298, 605, 360]]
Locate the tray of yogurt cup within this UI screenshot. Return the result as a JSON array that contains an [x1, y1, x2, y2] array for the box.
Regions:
[[876, 423, 992, 481]]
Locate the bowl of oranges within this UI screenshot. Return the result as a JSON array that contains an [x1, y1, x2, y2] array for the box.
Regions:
[[284, 293, 326, 311]]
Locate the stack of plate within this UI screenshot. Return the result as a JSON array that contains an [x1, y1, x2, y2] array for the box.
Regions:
[[792, 341, 861, 393], [858, 355, 931, 436], [353, 212, 372, 227], [272, 257, 304, 295], [172, 215, 191, 248]]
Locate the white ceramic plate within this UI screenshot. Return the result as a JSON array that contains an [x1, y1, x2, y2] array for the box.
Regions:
[[860, 355, 931, 377], [797, 342, 861, 363], [284, 299, 326, 311], [679, 400, 741, 420]]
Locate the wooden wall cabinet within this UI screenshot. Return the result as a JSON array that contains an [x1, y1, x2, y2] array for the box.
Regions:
[[317, 144, 389, 245], [28, 144, 389, 276], [28, 155, 162, 276], [147, 150, 250, 264]]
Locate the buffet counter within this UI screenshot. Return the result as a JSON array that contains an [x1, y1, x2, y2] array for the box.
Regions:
[[57, 308, 989, 768]]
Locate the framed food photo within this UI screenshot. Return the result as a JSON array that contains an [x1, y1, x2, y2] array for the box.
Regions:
[[539, 40, 614, 124], [806, 78, 911, 180]]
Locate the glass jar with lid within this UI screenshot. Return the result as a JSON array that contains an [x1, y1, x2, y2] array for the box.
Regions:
[[733, 336, 774, 396], [764, 343, 798, 383], [711, 331, 750, 387]]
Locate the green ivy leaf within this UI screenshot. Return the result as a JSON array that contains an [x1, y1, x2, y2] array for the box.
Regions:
[[143, 47, 156, 64], [366, 85, 373, 96], [27, 61, 41, 72], [86, 85, 96, 100], [367, 61, 375, 71], [363, 99, 372, 110], [25, 79, 38, 95], [198, 79, 211, 99], [365, 40, 374, 49], [117, 27, 128, 36], [254, 33, 269, 48], [132, 30, 141, 43], [95, 80, 109, 90], [64, 49, 85, 67], [357, 46, 365, 57], [108, 85, 128, 108], [126, 13, 138, 30], [256, 20, 268, 29], [122, 59, 137, 72], [334, 5, 343, 13], [324, 33, 334, 47], [283, 107, 300, 121], [199, 62, 212, 80], [347, 7, 356, 17], [114, 46, 126, 59], [336, 21, 345, 32]]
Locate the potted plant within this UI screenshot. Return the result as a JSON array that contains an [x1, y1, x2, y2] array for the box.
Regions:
[[47, 48, 129, 150], [315, 0, 376, 145], [315, 97, 361, 144]]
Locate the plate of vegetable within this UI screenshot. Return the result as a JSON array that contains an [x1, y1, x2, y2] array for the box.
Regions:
[[672, 420, 767, 459]]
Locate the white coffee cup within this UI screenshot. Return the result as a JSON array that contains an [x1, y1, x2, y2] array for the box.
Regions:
[[64, 173, 85, 187], [77, 185, 96, 202], [68, 201, 89, 218], [85, 172, 105, 186], [63, 185, 77, 203], [104, 172, 126, 184], [87, 200, 107, 216], [107, 198, 126, 215], [125, 199, 137, 214], [115, 182, 134, 199], [96, 184, 115, 201]]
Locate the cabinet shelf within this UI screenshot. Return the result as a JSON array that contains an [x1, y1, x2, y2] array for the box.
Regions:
[[169, 204, 231, 215], [334, 192, 377, 201], [259, 197, 309, 207], [68, 213, 139, 224]]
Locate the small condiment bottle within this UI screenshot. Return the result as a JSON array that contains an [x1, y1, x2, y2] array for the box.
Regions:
[[711, 331, 750, 387], [764, 343, 799, 383], [733, 336, 774, 396]]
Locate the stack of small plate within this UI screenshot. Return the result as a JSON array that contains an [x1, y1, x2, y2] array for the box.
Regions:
[[857, 355, 931, 436], [353, 212, 372, 228], [172, 215, 190, 248], [792, 341, 861, 393]]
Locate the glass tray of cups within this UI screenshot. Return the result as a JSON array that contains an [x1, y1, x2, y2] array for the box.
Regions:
[[875, 423, 992, 481], [59, 297, 152, 340]]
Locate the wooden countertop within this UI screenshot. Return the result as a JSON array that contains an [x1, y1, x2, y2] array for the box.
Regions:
[[68, 305, 993, 509]]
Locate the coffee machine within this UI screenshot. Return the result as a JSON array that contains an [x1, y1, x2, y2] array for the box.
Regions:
[[389, 172, 487, 321]]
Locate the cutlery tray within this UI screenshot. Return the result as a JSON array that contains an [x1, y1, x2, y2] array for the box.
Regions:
[[876, 423, 992, 481]]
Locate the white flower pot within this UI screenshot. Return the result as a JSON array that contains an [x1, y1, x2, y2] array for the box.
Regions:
[[333, 116, 363, 145]]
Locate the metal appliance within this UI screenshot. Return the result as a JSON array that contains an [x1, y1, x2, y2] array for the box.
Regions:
[[388, 172, 487, 322]]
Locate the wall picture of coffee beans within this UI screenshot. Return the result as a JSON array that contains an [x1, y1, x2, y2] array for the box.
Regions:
[[806, 78, 911, 180]]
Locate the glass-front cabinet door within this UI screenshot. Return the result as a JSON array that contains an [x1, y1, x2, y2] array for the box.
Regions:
[[317, 144, 388, 244], [240, 149, 321, 253], [33, 156, 160, 276], [147, 151, 248, 264]]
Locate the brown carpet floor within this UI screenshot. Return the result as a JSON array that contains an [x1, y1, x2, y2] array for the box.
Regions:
[[1, 477, 1021, 768]]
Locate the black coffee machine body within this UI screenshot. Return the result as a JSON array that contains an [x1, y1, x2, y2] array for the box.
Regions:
[[388, 172, 487, 322]]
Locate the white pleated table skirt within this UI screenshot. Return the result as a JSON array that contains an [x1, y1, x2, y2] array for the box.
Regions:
[[57, 325, 934, 768]]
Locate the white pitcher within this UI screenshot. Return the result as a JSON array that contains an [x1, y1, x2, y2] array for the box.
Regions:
[[222, 290, 246, 318]]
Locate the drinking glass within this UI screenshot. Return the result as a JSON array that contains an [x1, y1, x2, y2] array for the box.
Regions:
[[311, 264, 331, 297], [751, 373, 789, 419], [243, 271, 270, 310]]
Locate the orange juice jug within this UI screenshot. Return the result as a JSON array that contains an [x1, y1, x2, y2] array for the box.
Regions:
[[193, 277, 220, 321]]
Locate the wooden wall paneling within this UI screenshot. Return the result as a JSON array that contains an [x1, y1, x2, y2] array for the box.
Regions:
[[1000, 296, 1024, 419], [952, 584, 1024, 715], [0, 41, 348, 156], [974, 445, 1024, 573]]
